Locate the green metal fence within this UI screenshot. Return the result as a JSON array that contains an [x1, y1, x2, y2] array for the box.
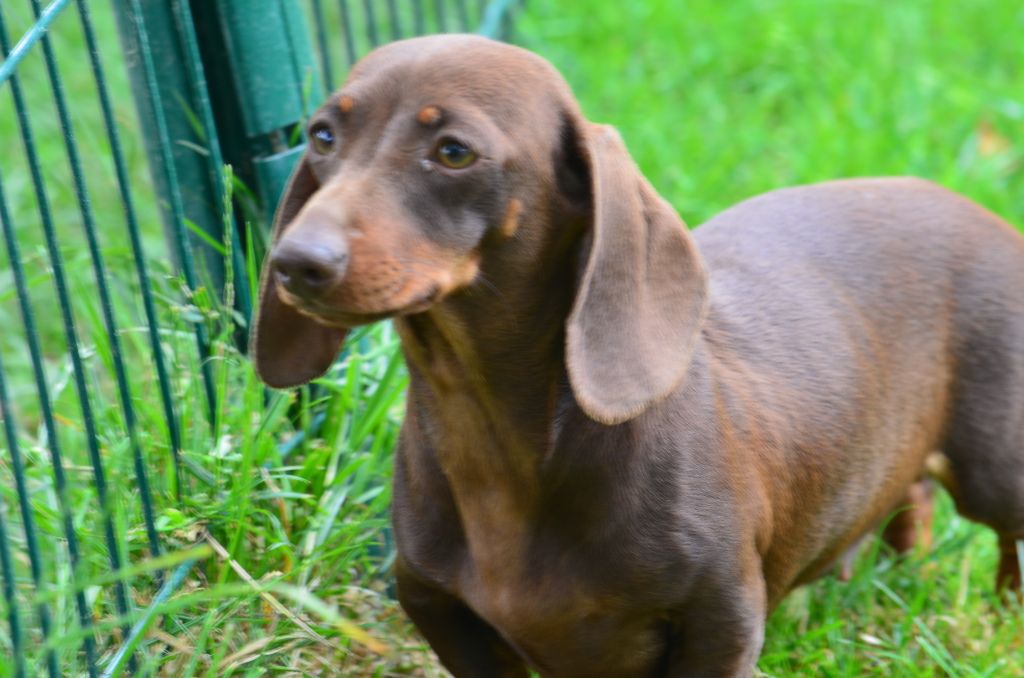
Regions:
[[0, 1, 519, 675]]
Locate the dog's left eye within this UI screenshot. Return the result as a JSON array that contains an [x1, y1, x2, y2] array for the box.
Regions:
[[310, 124, 335, 154], [435, 138, 477, 169]]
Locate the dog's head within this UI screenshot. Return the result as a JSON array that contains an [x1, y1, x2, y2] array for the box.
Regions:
[[253, 35, 707, 424]]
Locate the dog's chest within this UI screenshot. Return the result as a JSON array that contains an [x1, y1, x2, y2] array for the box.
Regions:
[[459, 565, 670, 676], [439, 477, 695, 675], [396, 467, 678, 674]]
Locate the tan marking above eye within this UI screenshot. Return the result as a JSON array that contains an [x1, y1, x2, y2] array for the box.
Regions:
[[339, 95, 354, 113], [417, 105, 442, 126]]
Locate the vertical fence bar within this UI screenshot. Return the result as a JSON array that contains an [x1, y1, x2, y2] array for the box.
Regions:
[[0, 12, 99, 677], [0, 185, 58, 678], [339, 0, 358, 67], [112, 4, 232, 299], [75, 0, 184, 503], [192, 0, 321, 242], [0, 260, 58, 678], [455, 0, 470, 30], [27, 0, 141, 666], [362, 0, 379, 46], [478, 0, 517, 39], [435, 0, 448, 32], [310, 0, 335, 89], [171, 0, 253, 326], [501, 0, 516, 40], [385, 0, 402, 39], [0, 497, 24, 678], [275, 0, 320, 116], [126, 0, 219, 430], [413, 0, 426, 35]]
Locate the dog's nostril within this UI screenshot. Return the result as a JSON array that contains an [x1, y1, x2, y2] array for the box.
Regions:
[[270, 240, 348, 298], [299, 265, 328, 286], [296, 262, 335, 288]]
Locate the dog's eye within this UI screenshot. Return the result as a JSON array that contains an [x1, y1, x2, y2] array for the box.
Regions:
[[310, 124, 335, 154], [435, 138, 476, 169]]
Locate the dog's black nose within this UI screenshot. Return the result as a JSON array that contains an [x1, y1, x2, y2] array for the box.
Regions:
[[271, 237, 348, 300]]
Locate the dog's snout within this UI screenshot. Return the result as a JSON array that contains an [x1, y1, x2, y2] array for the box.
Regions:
[[271, 237, 348, 299]]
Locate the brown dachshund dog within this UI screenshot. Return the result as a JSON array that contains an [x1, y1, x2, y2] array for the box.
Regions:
[[252, 35, 1024, 677]]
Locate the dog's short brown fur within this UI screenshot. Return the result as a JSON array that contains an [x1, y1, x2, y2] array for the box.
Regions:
[[253, 35, 1024, 677]]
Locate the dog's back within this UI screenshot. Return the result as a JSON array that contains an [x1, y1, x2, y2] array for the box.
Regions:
[[694, 177, 1024, 595]]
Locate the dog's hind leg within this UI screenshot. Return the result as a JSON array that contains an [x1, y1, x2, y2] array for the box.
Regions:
[[940, 246, 1024, 594], [938, 425, 1024, 595], [996, 534, 1023, 592], [939, 353, 1024, 593], [881, 479, 936, 555]]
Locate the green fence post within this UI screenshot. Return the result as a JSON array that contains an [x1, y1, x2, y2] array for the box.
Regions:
[[113, 0, 319, 323], [111, 1, 228, 293], [112, 0, 323, 420], [190, 0, 321, 241]]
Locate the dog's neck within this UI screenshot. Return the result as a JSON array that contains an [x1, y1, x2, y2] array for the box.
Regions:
[[393, 216, 587, 566], [395, 258, 576, 471]]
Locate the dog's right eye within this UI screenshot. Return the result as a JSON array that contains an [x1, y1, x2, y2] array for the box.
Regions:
[[310, 124, 335, 154], [434, 138, 477, 169]]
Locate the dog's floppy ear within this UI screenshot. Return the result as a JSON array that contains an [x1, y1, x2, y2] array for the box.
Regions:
[[251, 156, 347, 388], [566, 124, 708, 425]]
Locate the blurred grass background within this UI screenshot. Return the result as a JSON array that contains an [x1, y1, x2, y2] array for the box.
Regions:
[[523, 0, 1023, 226], [0, 0, 1021, 675]]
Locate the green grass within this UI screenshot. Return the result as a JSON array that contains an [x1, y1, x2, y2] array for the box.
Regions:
[[521, 0, 1023, 227], [0, 0, 1021, 676]]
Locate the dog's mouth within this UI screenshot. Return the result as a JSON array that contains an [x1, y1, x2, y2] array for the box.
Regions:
[[278, 284, 442, 328]]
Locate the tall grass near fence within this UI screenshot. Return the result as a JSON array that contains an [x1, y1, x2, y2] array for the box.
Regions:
[[0, 1, 433, 675]]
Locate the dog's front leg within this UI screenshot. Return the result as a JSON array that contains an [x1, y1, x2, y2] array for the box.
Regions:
[[395, 557, 529, 678], [664, 571, 767, 678]]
